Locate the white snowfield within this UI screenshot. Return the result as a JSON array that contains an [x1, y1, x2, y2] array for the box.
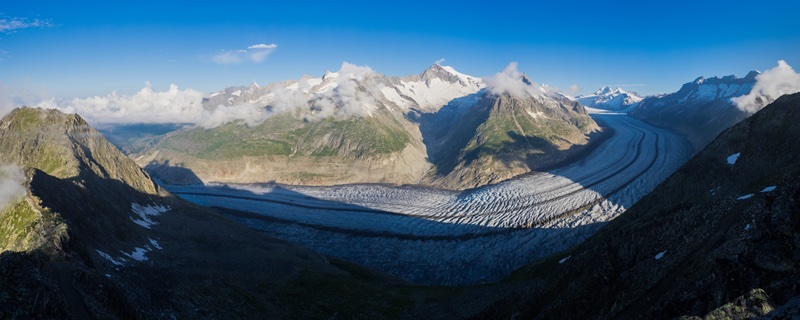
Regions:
[[167, 110, 693, 285]]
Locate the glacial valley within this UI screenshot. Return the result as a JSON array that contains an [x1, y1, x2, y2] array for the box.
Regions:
[[165, 108, 693, 285]]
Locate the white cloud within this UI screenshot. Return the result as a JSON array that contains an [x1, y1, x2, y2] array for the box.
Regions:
[[37, 81, 205, 124], [267, 62, 384, 121], [213, 43, 278, 64], [568, 84, 581, 95], [307, 62, 382, 120], [733, 60, 800, 113], [483, 62, 542, 98], [0, 17, 53, 33], [248, 43, 277, 50], [0, 165, 25, 212], [33, 82, 274, 128], [198, 103, 272, 128]]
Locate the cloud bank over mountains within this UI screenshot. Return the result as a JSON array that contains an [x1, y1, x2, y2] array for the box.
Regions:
[[35, 82, 274, 129], [29, 62, 384, 128], [1, 60, 797, 129]]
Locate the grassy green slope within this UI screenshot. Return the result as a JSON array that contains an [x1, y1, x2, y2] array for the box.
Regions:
[[157, 110, 410, 160]]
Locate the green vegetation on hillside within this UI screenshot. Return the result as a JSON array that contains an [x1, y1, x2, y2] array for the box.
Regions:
[[159, 112, 410, 160], [462, 104, 587, 163], [0, 199, 65, 254]]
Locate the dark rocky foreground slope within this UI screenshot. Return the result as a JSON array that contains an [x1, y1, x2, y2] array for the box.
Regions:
[[418, 93, 800, 319], [0, 108, 431, 319]]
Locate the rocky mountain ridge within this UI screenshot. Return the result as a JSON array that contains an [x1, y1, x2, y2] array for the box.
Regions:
[[630, 71, 758, 151]]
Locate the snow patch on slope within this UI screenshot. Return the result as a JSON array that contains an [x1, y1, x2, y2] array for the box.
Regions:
[[727, 153, 740, 165], [96, 250, 125, 266], [737, 194, 754, 200], [130, 203, 169, 229], [760, 186, 777, 193]]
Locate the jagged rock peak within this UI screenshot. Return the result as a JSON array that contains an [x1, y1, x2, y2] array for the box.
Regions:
[[420, 63, 463, 84]]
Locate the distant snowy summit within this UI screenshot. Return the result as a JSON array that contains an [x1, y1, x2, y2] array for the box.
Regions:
[[576, 86, 643, 110]]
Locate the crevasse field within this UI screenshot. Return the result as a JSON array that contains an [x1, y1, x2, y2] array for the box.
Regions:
[[167, 110, 693, 285]]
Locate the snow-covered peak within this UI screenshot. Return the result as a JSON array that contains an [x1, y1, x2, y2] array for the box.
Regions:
[[596, 86, 615, 95], [672, 72, 759, 103], [420, 63, 481, 86], [577, 86, 643, 111], [382, 64, 485, 112], [440, 65, 483, 85]]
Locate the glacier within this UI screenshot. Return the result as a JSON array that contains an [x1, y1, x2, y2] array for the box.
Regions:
[[165, 109, 693, 285]]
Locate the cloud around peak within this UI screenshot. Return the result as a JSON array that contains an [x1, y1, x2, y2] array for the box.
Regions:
[[733, 60, 800, 113], [212, 43, 278, 64], [483, 62, 541, 98]]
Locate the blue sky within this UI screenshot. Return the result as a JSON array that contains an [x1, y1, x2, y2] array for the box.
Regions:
[[1, 0, 799, 99]]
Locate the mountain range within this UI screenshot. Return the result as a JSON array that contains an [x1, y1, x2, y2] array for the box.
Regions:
[[630, 71, 759, 151], [106, 65, 767, 192], [131, 64, 600, 190]]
